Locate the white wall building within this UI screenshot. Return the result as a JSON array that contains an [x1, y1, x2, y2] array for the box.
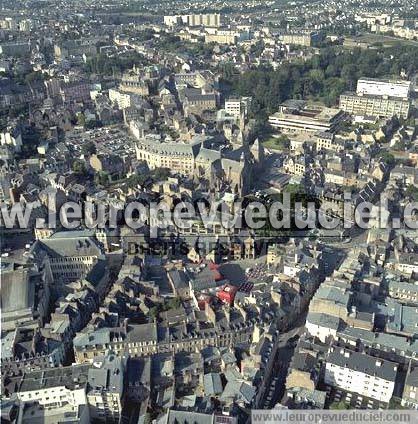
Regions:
[[324, 347, 398, 403], [16, 364, 90, 408], [164, 14, 221, 28], [109, 88, 132, 109], [225, 97, 251, 118], [1, 127, 22, 152], [305, 312, 341, 343], [357, 78, 411, 99]]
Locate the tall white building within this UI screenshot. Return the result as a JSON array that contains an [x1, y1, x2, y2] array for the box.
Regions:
[[164, 14, 221, 28], [340, 77, 412, 119], [225, 97, 251, 118], [357, 78, 411, 99], [339, 92, 411, 119], [324, 347, 398, 403]]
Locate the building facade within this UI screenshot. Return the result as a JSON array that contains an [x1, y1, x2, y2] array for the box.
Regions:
[[324, 347, 397, 403], [339, 92, 411, 119], [356, 78, 411, 99]]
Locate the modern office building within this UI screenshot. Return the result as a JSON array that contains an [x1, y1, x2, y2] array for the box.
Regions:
[[269, 100, 345, 134], [339, 77, 412, 119], [1, 262, 50, 331]]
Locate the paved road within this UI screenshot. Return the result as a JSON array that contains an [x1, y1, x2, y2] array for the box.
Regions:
[[259, 316, 307, 409]]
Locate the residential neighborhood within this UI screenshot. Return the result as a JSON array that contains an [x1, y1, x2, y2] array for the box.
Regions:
[[0, 0, 417, 423]]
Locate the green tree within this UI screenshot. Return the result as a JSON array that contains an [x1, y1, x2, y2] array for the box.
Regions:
[[152, 167, 170, 181], [81, 141, 97, 156], [72, 159, 87, 176], [378, 151, 395, 166], [330, 401, 350, 410], [127, 173, 147, 188], [25, 71, 46, 85], [165, 297, 182, 310], [94, 171, 109, 186], [406, 185, 418, 201], [149, 306, 160, 320], [77, 113, 86, 127]]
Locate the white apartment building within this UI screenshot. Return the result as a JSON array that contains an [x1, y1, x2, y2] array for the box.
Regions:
[[340, 78, 412, 119], [185, 13, 220, 27], [324, 347, 398, 403], [205, 30, 237, 45], [1, 127, 22, 152], [16, 364, 90, 409], [357, 78, 411, 99], [339, 92, 410, 119], [225, 97, 251, 118], [163, 15, 180, 26], [164, 14, 221, 28], [280, 32, 321, 47]]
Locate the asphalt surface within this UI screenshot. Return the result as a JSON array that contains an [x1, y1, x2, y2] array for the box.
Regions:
[[259, 317, 307, 409]]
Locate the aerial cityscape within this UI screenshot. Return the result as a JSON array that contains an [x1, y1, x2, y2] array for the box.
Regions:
[[0, 0, 418, 423]]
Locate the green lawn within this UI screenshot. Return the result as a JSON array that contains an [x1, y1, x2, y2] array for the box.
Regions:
[[344, 34, 418, 48], [262, 135, 290, 151]]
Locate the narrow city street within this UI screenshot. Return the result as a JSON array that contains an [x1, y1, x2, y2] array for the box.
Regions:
[[259, 314, 307, 409]]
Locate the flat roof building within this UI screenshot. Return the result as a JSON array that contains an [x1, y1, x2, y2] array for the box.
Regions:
[[357, 78, 411, 99], [269, 101, 346, 134], [340, 92, 411, 119]]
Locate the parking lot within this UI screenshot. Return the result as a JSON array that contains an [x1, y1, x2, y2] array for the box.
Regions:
[[325, 386, 388, 410]]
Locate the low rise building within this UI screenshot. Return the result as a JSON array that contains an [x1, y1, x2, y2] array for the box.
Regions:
[[305, 312, 342, 343], [388, 280, 418, 304], [316, 132, 346, 152], [30, 230, 105, 285], [402, 367, 418, 409], [269, 100, 345, 134]]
